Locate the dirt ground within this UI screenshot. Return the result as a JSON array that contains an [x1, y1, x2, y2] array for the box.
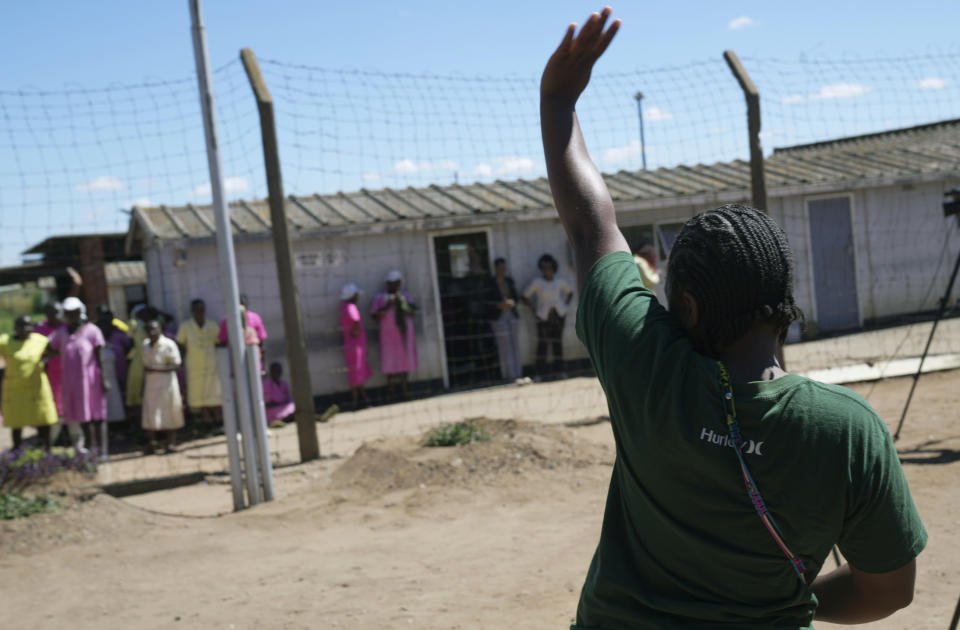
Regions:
[[0, 370, 957, 630]]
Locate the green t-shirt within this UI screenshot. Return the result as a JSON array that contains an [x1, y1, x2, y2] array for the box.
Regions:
[[573, 251, 927, 629]]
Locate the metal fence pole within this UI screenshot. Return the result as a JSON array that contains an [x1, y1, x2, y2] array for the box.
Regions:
[[634, 92, 648, 171], [217, 347, 245, 510], [722, 49, 789, 367], [239, 47, 320, 462], [189, 0, 261, 505], [245, 349, 275, 501], [723, 50, 768, 212]]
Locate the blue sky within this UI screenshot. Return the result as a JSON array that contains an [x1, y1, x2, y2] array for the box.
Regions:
[[1, 1, 958, 264], [4, 1, 958, 85]]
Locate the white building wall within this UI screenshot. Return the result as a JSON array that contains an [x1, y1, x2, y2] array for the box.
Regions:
[[764, 180, 960, 328], [150, 232, 444, 397], [858, 180, 960, 320], [140, 177, 960, 395]]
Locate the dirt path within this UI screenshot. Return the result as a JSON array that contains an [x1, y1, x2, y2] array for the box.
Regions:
[[1, 371, 957, 629]]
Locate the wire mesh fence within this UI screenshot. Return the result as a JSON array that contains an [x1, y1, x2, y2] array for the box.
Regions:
[[1, 50, 958, 486]]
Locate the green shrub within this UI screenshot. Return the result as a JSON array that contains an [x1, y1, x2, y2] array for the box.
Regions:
[[0, 493, 59, 520], [424, 421, 490, 447]]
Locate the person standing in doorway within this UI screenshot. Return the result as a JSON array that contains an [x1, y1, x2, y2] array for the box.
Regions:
[[522, 253, 573, 377], [177, 299, 222, 434], [340, 282, 372, 409], [371, 270, 418, 402], [49, 297, 108, 454], [487, 258, 523, 381], [0, 316, 58, 451], [142, 320, 184, 453]]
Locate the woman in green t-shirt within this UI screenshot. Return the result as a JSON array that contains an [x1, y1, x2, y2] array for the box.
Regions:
[[541, 7, 926, 628]]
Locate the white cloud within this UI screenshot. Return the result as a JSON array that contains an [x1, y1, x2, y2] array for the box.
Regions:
[[392, 159, 458, 174], [76, 175, 125, 192], [494, 156, 534, 175], [813, 83, 870, 99], [644, 106, 673, 122], [603, 140, 643, 164], [780, 83, 870, 105], [779, 94, 806, 105], [916, 77, 947, 90], [191, 176, 250, 197], [474, 156, 535, 178], [362, 172, 381, 181], [728, 16, 754, 30], [393, 159, 421, 174]]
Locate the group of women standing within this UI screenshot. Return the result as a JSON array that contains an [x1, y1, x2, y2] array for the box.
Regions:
[[0, 298, 185, 455], [0, 298, 109, 453], [339, 270, 419, 408], [336, 257, 575, 405]]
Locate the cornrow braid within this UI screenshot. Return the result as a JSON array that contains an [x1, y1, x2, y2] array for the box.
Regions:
[[666, 204, 803, 356]]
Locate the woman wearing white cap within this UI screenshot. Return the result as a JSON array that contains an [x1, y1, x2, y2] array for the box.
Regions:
[[48, 297, 108, 453], [340, 282, 372, 409], [371, 270, 418, 401]]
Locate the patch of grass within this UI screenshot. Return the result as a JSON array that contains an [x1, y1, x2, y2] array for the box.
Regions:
[[424, 421, 491, 447], [0, 493, 60, 520]]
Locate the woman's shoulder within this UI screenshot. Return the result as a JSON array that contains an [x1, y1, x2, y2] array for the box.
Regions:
[[27, 331, 49, 346]]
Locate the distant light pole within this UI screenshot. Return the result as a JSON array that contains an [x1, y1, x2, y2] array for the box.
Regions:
[[634, 92, 648, 170]]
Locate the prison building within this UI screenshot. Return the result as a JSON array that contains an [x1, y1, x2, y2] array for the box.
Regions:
[[125, 118, 960, 397]]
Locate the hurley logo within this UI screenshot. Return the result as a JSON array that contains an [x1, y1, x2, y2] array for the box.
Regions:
[[699, 427, 765, 456]]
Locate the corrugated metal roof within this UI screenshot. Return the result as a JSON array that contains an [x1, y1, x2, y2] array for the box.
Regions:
[[104, 261, 146, 286], [131, 118, 960, 243]]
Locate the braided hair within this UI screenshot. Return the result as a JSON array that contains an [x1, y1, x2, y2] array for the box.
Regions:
[[666, 204, 802, 357]]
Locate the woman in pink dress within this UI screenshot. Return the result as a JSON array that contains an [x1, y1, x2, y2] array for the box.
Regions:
[[34, 302, 65, 417], [49, 297, 108, 453], [217, 306, 263, 373], [371, 270, 418, 402], [339, 283, 371, 409], [262, 362, 296, 426]]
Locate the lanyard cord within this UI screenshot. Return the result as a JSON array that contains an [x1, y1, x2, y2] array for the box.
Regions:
[[718, 361, 808, 585]]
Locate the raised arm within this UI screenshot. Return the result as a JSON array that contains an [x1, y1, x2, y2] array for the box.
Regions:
[[540, 7, 629, 290]]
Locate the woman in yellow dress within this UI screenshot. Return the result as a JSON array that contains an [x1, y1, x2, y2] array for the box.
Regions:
[[0, 315, 58, 450]]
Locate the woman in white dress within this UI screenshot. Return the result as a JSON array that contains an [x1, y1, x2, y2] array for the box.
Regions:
[[141, 320, 184, 453]]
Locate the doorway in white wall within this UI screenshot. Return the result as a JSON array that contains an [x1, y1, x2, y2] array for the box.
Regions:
[[433, 232, 497, 389], [808, 196, 860, 333]]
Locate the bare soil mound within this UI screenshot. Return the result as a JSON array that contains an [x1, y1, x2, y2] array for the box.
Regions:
[[330, 418, 613, 497], [0, 485, 175, 556]]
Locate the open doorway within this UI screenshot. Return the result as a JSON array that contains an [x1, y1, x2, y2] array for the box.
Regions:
[[433, 232, 497, 389]]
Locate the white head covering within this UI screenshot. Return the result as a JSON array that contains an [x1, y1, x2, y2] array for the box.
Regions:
[[385, 269, 403, 283], [340, 282, 362, 301], [62, 296, 84, 314]]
